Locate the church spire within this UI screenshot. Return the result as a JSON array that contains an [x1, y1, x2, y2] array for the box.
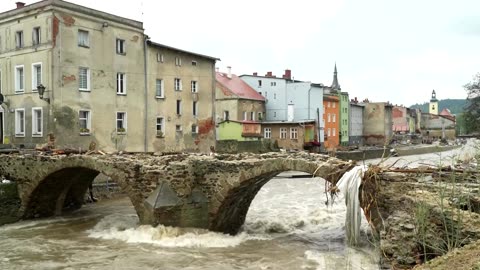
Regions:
[[331, 63, 341, 90]]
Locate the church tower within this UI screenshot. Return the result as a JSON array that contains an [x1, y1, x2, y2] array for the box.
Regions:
[[429, 89, 438, 115]]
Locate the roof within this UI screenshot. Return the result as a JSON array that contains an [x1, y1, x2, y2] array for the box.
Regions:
[[0, 0, 143, 29], [148, 41, 219, 61], [216, 72, 265, 101]]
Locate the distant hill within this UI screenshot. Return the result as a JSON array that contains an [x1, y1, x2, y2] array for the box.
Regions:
[[409, 99, 467, 115]]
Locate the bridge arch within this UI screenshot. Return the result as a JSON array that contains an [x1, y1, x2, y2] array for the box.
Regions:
[[206, 155, 354, 234], [0, 156, 147, 222]]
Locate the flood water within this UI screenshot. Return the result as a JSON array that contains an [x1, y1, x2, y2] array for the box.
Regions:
[[0, 174, 379, 270]]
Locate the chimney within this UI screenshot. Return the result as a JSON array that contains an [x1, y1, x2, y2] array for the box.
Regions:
[[266, 71, 273, 77], [16, 2, 25, 8], [227, 66, 232, 79], [215, 67, 219, 73], [253, 72, 258, 76], [283, 69, 292, 80]]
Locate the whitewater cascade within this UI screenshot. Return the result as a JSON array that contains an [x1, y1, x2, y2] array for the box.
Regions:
[[335, 165, 367, 246]]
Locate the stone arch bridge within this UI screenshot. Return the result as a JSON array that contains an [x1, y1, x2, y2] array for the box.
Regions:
[[0, 152, 354, 234]]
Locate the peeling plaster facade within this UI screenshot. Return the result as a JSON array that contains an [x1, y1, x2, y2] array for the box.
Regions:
[[363, 102, 393, 145], [0, 0, 216, 153]]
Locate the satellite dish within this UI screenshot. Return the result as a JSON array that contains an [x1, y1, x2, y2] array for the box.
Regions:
[[0, 94, 4, 105]]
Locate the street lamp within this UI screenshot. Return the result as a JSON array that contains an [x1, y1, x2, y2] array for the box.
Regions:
[[37, 84, 50, 103]]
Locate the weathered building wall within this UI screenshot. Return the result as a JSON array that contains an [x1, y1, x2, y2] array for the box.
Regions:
[[421, 113, 456, 140], [216, 139, 276, 153], [52, 7, 145, 152], [363, 102, 392, 145], [146, 43, 216, 153], [0, 1, 216, 153], [0, 7, 54, 146], [349, 103, 364, 145], [392, 106, 408, 132]]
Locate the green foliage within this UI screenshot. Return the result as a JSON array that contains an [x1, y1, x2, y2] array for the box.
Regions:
[[463, 73, 480, 134]]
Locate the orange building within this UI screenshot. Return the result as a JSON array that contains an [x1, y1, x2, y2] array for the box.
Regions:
[[323, 94, 340, 149]]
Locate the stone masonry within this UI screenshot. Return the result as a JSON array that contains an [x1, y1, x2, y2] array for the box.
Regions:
[[0, 152, 354, 234]]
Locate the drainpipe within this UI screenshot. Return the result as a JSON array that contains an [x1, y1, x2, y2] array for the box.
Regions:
[[143, 35, 150, 152]]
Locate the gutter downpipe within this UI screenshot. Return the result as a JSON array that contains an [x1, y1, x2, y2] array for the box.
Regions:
[[143, 35, 150, 152]]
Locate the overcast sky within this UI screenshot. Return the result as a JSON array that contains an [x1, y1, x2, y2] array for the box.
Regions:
[[3, 0, 480, 106]]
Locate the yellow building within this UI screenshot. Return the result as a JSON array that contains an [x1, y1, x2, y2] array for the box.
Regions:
[[0, 0, 217, 153]]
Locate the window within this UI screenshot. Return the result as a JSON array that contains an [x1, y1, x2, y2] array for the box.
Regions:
[[176, 100, 182, 115], [274, 112, 277, 117], [156, 79, 164, 98], [333, 103, 336, 108], [79, 110, 91, 134], [224, 110, 229, 121], [290, 127, 298, 139], [264, 128, 271, 139], [193, 101, 198, 116], [157, 53, 164, 62], [271, 82, 276, 86], [243, 111, 247, 121], [192, 61, 197, 66], [15, 109, 25, 137], [79, 67, 90, 91], [328, 102, 331, 108], [32, 107, 43, 137], [78, 30, 89, 47], [116, 39, 126, 54], [174, 78, 182, 91], [333, 128, 336, 136], [191, 124, 198, 134], [32, 27, 40, 45], [333, 114, 336, 123], [156, 117, 164, 136], [116, 112, 127, 133], [176, 125, 182, 132], [274, 93, 276, 100], [15, 109, 25, 135], [280, 128, 287, 139], [327, 113, 331, 123], [327, 128, 331, 137], [15, 31, 24, 48], [32, 63, 42, 90], [258, 80, 262, 87], [191, 80, 198, 93], [116, 73, 126, 94], [258, 112, 263, 121], [250, 112, 255, 121], [15, 65, 24, 93], [175, 57, 182, 66]]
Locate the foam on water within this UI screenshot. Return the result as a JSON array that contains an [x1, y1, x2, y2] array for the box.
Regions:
[[87, 213, 268, 248]]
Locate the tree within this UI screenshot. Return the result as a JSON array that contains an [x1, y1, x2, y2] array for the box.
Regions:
[[464, 73, 480, 134]]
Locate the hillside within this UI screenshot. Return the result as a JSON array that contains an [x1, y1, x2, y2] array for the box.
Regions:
[[409, 99, 467, 115]]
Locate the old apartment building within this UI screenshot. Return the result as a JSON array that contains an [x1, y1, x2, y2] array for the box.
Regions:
[[0, 0, 217, 152]]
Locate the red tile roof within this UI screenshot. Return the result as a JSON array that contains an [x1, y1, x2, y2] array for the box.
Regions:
[[216, 72, 265, 101]]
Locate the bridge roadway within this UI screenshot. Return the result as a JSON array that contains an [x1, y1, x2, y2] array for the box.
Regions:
[[0, 152, 354, 234]]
